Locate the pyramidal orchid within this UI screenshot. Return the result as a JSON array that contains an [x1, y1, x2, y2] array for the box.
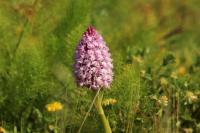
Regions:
[[74, 26, 113, 90], [75, 26, 113, 133]]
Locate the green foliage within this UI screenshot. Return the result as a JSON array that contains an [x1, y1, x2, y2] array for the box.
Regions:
[[162, 54, 175, 66], [0, 0, 200, 133]]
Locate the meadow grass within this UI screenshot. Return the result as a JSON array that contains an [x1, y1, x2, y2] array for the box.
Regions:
[[0, 0, 199, 132]]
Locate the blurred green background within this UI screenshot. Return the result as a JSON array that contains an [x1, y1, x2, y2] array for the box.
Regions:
[[0, 0, 199, 132]]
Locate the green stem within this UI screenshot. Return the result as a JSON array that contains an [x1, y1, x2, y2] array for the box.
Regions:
[[95, 93, 112, 133]]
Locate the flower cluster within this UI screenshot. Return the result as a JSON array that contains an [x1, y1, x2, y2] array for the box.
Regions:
[[74, 26, 113, 90], [158, 96, 168, 107], [46, 102, 63, 112]]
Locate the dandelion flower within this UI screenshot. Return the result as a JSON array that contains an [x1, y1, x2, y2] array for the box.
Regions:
[[102, 98, 117, 106], [46, 101, 63, 112]]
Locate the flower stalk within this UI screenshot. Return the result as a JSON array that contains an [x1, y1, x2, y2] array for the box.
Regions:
[[95, 92, 112, 133]]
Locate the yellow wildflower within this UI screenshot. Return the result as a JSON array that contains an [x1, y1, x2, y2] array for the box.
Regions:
[[46, 101, 63, 112], [0, 127, 6, 133], [177, 66, 186, 76], [158, 96, 168, 107], [132, 56, 143, 63], [140, 70, 146, 77], [102, 98, 117, 106], [170, 71, 178, 79], [160, 77, 168, 86], [186, 91, 198, 104]]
